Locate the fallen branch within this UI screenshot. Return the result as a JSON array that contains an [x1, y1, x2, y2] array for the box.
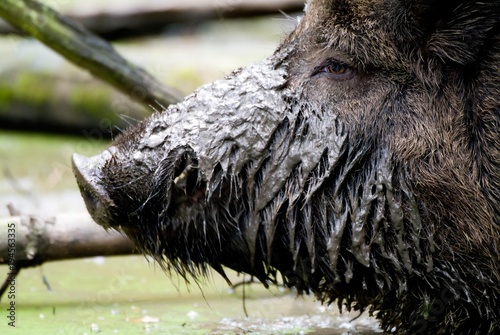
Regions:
[[0, 0, 304, 39], [0, 210, 136, 300], [0, 0, 182, 109], [0, 212, 135, 266]]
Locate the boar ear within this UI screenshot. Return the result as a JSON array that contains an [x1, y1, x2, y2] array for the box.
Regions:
[[407, 0, 499, 65]]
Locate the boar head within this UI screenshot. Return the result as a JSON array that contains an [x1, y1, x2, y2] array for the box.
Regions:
[[73, 0, 500, 334]]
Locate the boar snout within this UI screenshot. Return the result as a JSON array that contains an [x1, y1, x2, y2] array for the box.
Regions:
[[73, 146, 206, 229]]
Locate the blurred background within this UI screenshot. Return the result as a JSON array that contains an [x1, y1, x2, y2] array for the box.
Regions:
[[0, 1, 384, 334]]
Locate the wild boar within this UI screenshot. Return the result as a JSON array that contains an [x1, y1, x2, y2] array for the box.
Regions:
[[72, 0, 500, 334]]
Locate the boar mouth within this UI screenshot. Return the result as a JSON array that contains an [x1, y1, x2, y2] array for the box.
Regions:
[[171, 153, 206, 206]]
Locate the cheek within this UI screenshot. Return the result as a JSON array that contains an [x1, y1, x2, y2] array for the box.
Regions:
[[303, 82, 387, 129]]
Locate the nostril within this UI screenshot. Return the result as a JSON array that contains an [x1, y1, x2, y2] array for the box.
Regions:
[[72, 153, 115, 227]]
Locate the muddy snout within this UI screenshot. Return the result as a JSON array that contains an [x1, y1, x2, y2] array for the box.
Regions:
[[72, 146, 207, 229]]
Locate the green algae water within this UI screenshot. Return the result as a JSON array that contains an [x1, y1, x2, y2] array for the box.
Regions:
[[0, 256, 384, 335]]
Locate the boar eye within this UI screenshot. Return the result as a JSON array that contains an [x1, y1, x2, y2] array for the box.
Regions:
[[311, 58, 354, 80]]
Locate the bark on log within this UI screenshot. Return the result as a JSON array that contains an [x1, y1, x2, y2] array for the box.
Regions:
[[0, 0, 183, 110], [0, 0, 304, 40], [0, 212, 135, 266], [0, 70, 150, 136]]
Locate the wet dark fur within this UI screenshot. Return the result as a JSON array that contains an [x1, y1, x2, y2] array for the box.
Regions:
[[81, 1, 499, 334]]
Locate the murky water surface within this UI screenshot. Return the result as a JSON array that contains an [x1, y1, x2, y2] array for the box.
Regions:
[[3, 256, 384, 335]]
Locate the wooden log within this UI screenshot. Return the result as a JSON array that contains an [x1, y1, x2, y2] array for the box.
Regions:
[[0, 0, 183, 110], [0, 0, 304, 39], [0, 212, 135, 266], [0, 70, 150, 136]]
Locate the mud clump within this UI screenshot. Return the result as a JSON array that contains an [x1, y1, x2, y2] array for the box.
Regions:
[[72, 1, 500, 334]]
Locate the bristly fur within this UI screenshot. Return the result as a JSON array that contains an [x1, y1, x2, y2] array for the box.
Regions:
[[74, 1, 500, 334]]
